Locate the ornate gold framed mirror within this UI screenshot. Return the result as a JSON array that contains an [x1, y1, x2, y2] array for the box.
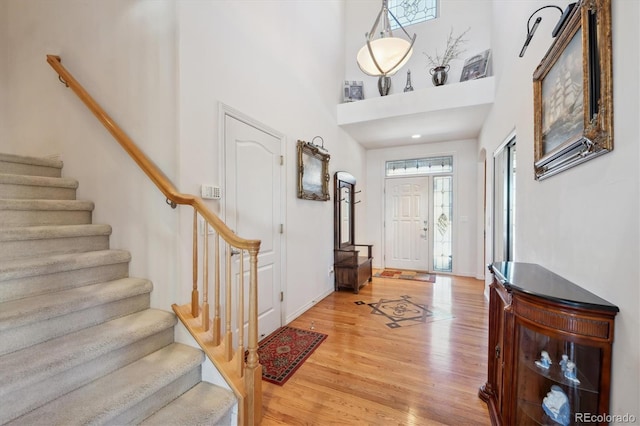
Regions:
[[297, 140, 330, 201]]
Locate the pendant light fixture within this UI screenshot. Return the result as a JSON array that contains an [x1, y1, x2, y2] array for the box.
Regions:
[[356, 0, 417, 77]]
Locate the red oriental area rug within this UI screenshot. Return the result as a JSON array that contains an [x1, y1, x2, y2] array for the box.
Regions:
[[257, 326, 327, 385]]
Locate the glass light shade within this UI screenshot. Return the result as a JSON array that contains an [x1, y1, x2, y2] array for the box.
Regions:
[[356, 37, 413, 76]]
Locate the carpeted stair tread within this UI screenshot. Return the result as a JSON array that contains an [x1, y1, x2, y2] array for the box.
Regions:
[[0, 199, 94, 227], [0, 173, 78, 188], [0, 153, 235, 424], [0, 309, 176, 399], [0, 275, 151, 357], [0, 198, 94, 211], [0, 173, 78, 200], [0, 224, 112, 261], [0, 255, 131, 304], [0, 224, 111, 242], [0, 311, 176, 418], [0, 153, 63, 169], [0, 277, 151, 331], [140, 381, 236, 426], [0, 249, 130, 282], [0, 153, 63, 177], [8, 343, 204, 426]]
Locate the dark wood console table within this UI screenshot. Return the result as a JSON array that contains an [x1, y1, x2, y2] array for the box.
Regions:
[[479, 262, 619, 426]]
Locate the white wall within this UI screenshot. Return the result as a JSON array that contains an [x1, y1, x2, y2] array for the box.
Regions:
[[481, 0, 640, 416], [365, 139, 478, 276], [344, 0, 492, 99], [177, 0, 365, 323], [3, 0, 365, 343], [0, 1, 8, 137], [3, 0, 180, 310], [3, 0, 366, 327]]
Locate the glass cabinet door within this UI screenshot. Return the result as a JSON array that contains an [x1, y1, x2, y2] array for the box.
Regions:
[[514, 325, 602, 425]]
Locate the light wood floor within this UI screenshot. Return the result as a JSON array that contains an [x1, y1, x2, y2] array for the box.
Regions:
[[261, 274, 491, 425]]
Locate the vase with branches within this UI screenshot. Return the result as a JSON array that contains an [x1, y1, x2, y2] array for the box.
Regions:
[[424, 27, 470, 86]]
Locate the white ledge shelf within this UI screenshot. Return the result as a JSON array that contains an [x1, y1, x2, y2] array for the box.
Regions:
[[337, 76, 496, 148]]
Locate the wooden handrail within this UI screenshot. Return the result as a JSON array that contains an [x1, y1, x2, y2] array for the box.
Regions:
[[47, 54, 262, 425], [45, 55, 259, 252]]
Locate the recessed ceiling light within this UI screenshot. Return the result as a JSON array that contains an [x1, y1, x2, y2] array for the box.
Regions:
[[411, 134, 421, 139]]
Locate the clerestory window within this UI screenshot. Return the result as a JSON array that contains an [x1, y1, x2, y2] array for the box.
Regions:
[[388, 0, 439, 30]]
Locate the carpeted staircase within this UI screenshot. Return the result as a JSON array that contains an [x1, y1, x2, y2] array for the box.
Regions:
[[0, 153, 236, 425]]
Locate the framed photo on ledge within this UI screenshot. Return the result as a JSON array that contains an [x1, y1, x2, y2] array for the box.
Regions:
[[533, 0, 612, 180], [343, 81, 364, 102], [460, 49, 491, 82]]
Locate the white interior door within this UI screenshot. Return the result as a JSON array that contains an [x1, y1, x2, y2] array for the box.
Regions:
[[384, 176, 430, 271], [224, 113, 283, 341]]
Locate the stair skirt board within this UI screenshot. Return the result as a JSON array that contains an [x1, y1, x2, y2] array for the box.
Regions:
[[0, 152, 236, 425]]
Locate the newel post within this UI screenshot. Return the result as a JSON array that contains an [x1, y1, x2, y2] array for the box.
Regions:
[[244, 246, 262, 425]]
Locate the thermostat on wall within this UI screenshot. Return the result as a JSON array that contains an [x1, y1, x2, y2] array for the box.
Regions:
[[201, 184, 221, 200]]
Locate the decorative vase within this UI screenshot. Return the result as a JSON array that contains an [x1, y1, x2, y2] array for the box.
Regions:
[[378, 76, 391, 96], [430, 64, 450, 86]]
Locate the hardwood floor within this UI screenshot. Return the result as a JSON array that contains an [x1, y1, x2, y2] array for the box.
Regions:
[[261, 274, 491, 425]]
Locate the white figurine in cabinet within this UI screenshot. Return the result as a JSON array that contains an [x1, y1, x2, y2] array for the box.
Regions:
[[535, 350, 552, 369], [542, 385, 570, 426], [564, 361, 581, 384], [559, 354, 569, 371]]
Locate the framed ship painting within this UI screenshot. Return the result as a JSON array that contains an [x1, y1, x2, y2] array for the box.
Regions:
[[533, 0, 612, 180]]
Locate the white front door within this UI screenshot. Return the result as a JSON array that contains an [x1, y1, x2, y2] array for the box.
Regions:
[[384, 177, 430, 271], [224, 112, 283, 341]]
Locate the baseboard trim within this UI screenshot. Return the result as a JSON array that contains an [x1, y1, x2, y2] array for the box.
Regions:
[[285, 287, 334, 325]]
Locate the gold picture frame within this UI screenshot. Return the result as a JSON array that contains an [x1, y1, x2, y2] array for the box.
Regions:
[[533, 0, 612, 180], [297, 140, 330, 201]]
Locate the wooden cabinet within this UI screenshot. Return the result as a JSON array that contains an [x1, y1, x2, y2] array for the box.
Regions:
[[479, 262, 618, 426], [334, 244, 372, 293]]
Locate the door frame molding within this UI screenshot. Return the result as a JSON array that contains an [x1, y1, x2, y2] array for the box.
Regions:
[[218, 102, 287, 328], [492, 129, 517, 264], [380, 151, 458, 274]]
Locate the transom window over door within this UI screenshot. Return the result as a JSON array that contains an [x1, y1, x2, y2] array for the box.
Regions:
[[388, 0, 439, 30], [384, 156, 453, 273], [386, 156, 452, 176]]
